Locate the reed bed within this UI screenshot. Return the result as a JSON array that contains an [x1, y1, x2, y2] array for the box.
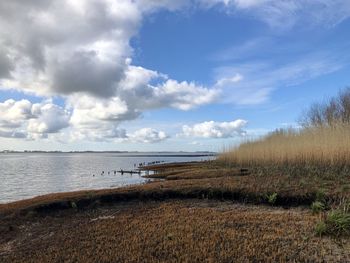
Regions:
[[220, 124, 350, 178]]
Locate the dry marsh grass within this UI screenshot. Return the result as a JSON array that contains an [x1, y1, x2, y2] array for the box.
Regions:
[[220, 124, 350, 178], [2, 200, 349, 263], [221, 88, 350, 179], [144, 164, 241, 180], [218, 90, 350, 236]]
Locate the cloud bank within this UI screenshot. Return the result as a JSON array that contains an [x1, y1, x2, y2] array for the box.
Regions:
[[181, 119, 247, 138], [128, 128, 168, 143], [0, 0, 348, 144], [0, 99, 70, 139], [0, 0, 220, 142]]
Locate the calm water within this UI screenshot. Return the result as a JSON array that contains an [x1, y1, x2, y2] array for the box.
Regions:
[[0, 152, 215, 204]]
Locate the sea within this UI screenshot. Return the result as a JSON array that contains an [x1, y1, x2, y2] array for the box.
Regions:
[[0, 152, 215, 204]]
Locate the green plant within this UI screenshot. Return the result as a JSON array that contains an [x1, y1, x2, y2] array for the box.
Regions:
[[315, 189, 326, 202], [316, 209, 350, 237], [311, 201, 325, 214], [315, 221, 327, 236], [266, 193, 278, 205], [326, 210, 350, 236], [299, 179, 307, 187], [70, 201, 77, 209]]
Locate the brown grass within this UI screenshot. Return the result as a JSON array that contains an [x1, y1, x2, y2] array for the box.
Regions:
[[220, 124, 350, 178], [2, 200, 349, 263], [144, 162, 241, 180]]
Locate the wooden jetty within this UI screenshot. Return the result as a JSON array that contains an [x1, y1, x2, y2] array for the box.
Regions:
[[117, 170, 141, 175]]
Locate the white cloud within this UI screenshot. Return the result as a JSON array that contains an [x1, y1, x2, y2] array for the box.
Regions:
[[0, 0, 222, 146], [117, 65, 219, 111], [154, 80, 219, 110], [0, 0, 348, 98], [190, 141, 204, 146], [0, 1, 219, 144], [128, 128, 168, 143], [68, 95, 138, 126], [0, 99, 33, 130], [27, 103, 70, 134], [136, 0, 189, 13], [66, 94, 136, 142], [214, 53, 343, 105], [0, 0, 348, 146], [69, 125, 127, 142], [199, 0, 267, 8], [0, 1, 219, 102], [69, 126, 168, 144], [65, 72, 218, 142], [0, 0, 142, 97], [0, 99, 70, 139], [181, 119, 247, 138], [215, 73, 243, 87], [232, 0, 270, 9], [205, 0, 350, 28]]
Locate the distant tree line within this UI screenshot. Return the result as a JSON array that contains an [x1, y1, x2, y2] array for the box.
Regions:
[[300, 88, 350, 127]]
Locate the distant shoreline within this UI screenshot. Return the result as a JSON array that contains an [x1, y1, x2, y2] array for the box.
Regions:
[[0, 151, 218, 155]]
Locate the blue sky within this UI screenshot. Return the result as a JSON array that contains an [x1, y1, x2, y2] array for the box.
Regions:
[[0, 0, 349, 151]]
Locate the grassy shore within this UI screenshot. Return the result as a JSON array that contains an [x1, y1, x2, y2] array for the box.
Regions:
[[1, 161, 350, 262], [220, 89, 350, 180], [1, 161, 349, 215], [220, 124, 350, 179]]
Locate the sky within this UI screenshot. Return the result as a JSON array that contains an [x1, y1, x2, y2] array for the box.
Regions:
[[0, 0, 350, 152]]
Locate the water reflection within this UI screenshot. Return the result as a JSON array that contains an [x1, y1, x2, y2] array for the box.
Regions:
[[0, 152, 214, 203]]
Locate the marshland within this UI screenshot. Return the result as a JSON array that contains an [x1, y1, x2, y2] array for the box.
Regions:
[[1, 1, 350, 262], [1, 90, 350, 262]]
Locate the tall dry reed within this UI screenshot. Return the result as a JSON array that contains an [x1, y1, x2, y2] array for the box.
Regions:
[[220, 124, 350, 177]]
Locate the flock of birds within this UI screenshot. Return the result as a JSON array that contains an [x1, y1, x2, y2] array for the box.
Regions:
[[92, 160, 165, 177]]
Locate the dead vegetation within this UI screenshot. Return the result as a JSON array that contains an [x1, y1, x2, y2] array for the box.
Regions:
[[1, 200, 350, 263], [219, 124, 350, 178], [218, 89, 350, 238], [220, 88, 350, 179]]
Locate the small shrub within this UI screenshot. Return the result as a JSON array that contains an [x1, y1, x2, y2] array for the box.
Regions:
[[311, 201, 325, 214], [266, 193, 278, 205]]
